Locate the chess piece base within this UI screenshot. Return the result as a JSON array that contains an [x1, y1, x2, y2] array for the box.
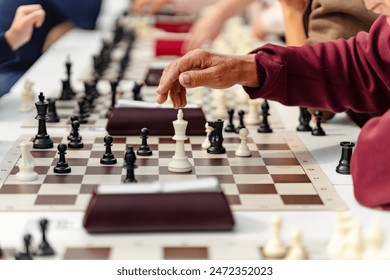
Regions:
[[207, 146, 226, 154], [137, 149, 152, 156], [100, 156, 117, 165], [336, 164, 350, 175], [311, 129, 326, 136], [68, 141, 84, 149], [296, 125, 312, 132], [54, 165, 71, 174], [15, 170, 38, 181], [168, 157, 192, 173], [258, 127, 273, 133], [33, 137, 54, 149]]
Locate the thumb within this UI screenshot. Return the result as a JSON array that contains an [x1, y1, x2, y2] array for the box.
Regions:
[[179, 68, 218, 88]]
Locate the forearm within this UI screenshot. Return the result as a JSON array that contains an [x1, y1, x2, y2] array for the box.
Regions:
[[280, 1, 306, 46], [172, 0, 218, 14], [209, 0, 254, 22], [0, 33, 17, 63]]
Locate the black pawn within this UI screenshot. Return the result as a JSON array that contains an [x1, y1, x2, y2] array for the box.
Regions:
[[132, 82, 144, 101], [106, 79, 119, 118], [35, 218, 55, 256], [0, 243, 3, 258], [296, 107, 312, 132], [312, 111, 326, 136], [224, 108, 235, 133], [68, 120, 84, 148], [258, 100, 273, 133], [65, 56, 75, 96], [235, 110, 246, 133], [100, 135, 117, 164], [336, 142, 355, 175], [207, 120, 226, 154], [15, 234, 33, 260], [54, 143, 71, 173], [33, 92, 54, 149], [67, 115, 80, 140], [46, 98, 60, 123], [137, 128, 152, 156], [123, 145, 137, 183]]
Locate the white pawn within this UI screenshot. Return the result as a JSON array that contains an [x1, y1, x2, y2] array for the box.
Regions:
[[16, 141, 38, 181], [213, 91, 227, 119], [235, 128, 251, 157], [245, 99, 260, 125], [327, 211, 352, 258], [263, 216, 287, 259], [19, 79, 36, 112], [285, 229, 307, 260], [339, 220, 363, 260], [363, 215, 384, 259], [168, 109, 192, 173], [202, 122, 213, 149]]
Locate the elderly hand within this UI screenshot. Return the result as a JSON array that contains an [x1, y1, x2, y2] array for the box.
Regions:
[[133, 0, 172, 14], [156, 49, 258, 109], [5, 5, 45, 51]]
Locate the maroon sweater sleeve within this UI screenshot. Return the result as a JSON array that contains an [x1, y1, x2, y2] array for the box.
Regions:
[[352, 110, 390, 210], [244, 16, 390, 113]]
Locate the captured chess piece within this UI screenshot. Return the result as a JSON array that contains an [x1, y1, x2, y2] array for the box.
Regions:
[[207, 119, 226, 154], [137, 128, 152, 156], [16, 141, 38, 181], [100, 135, 117, 164], [224, 108, 235, 133], [235, 110, 246, 133], [33, 92, 54, 149], [54, 143, 71, 173], [235, 128, 251, 157], [336, 141, 355, 175], [15, 234, 33, 260], [262, 216, 287, 259], [296, 107, 312, 132], [35, 218, 55, 256], [46, 98, 60, 123], [202, 122, 213, 149], [258, 100, 272, 133], [123, 145, 137, 183], [68, 120, 84, 148], [245, 99, 260, 125], [311, 111, 326, 136], [168, 109, 192, 173]]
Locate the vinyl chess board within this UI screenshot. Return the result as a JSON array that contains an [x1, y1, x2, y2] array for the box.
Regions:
[[0, 130, 346, 211]]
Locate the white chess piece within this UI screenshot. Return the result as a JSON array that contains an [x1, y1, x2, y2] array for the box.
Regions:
[[236, 87, 249, 105], [339, 220, 363, 260], [263, 216, 287, 258], [190, 87, 204, 106], [363, 215, 384, 259], [168, 109, 192, 173], [202, 122, 213, 149], [213, 90, 228, 119], [245, 99, 260, 125], [16, 141, 38, 181], [235, 128, 251, 157], [19, 79, 36, 112], [285, 229, 307, 260], [327, 211, 352, 258]]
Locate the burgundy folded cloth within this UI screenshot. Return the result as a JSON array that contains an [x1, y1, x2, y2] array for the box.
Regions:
[[155, 38, 185, 56], [155, 21, 193, 33]]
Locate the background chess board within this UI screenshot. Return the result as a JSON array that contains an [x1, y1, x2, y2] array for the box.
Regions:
[[0, 129, 346, 211]]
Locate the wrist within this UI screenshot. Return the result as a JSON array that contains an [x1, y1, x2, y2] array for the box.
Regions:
[[237, 54, 259, 88], [4, 30, 19, 51]]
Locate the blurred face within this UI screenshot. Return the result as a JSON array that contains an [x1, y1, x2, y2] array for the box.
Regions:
[[364, 0, 390, 24]]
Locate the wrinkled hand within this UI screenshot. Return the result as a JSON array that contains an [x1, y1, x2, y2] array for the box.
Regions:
[[183, 12, 224, 53], [132, 0, 172, 14], [156, 49, 258, 109], [5, 5, 45, 51]]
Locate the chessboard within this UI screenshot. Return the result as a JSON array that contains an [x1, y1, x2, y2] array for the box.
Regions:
[[0, 129, 346, 211]]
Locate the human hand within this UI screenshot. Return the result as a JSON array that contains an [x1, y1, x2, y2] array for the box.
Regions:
[[279, 0, 306, 12], [156, 49, 258, 109], [132, 0, 172, 14], [5, 5, 45, 51]]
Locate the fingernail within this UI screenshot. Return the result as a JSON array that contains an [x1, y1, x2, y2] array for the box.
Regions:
[[181, 73, 190, 84]]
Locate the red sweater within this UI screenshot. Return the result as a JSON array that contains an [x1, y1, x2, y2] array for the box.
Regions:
[[245, 16, 390, 209]]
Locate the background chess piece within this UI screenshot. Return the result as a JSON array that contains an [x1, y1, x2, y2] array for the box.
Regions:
[[15, 234, 33, 260], [336, 141, 355, 175], [35, 218, 55, 256], [19, 79, 36, 112], [16, 141, 38, 181], [33, 93, 54, 149], [311, 111, 326, 136]]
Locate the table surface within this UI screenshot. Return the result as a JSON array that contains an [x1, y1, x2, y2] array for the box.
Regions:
[[0, 2, 389, 260]]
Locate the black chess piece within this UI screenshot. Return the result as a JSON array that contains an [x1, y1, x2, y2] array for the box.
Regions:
[[68, 120, 84, 148], [65, 56, 75, 96], [336, 141, 355, 175], [15, 234, 33, 260], [224, 108, 235, 133], [258, 100, 273, 133], [207, 120, 226, 154], [132, 82, 144, 101], [296, 107, 312, 132], [35, 218, 55, 256], [100, 135, 117, 164], [235, 110, 246, 133], [137, 128, 152, 156], [106, 79, 119, 118], [67, 115, 80, 141], [33, 93, 54, 149], [54, 143, 71, 173], [83, 81, 96, 109], [59, 79, 73, 100], [123, 145, 137, 183], [0, 242, 3, 258], [311, 111, 326, 136], [77, 99, 89, 124], [46, 98, 60, 123]]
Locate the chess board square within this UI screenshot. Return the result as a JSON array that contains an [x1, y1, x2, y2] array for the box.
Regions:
[[272, 174, 311, 183], [191, 150, 228, 159], [82, 175, 122, 185], [85, 166, 122, 175], [239, 194, 284, 207], [281, 195, 323, 205], [234, 174, 273, 184], [237, 184, 277, 194], [38, 184, 81, 195], [95, 137, 126, 144], [194, 166, 232, 175], [63, 248, 111, 260], [35, 195, 77, 205], [5, 175, 45, 185], [260, 150, 295, 158], [164, 247, 208, 260], [47, 167, 86, 176], [31, 151, 57, 158], [158, 151, 193, 158], [0, 194, 37, 209], [0, 184, 40, 194], [159, 166, 194, 174], [50, 158, 89, 166], [267, 166, 305, 174], [191, 144, 203, 150], [228, 157, 265, 166], [263, 158, 300, 165], [10, 165, 50, 175], [226, 150, 261, 158], [197, 174, 235, 184], [68, 144, 93, 151], [231, 166, 268, 174], [137, 166, 159, 175], [44, 175, 84, 184], [63, 151, 91, 159], [275, 183, 317, 195], [220, 184, 239, 195], [136, 175, 159, 182], [80, 184, 97, 194], [137, 158, 159, 166], [193, 158, 229, 166], [225, 195, 241, 205], [256, 143, 290, 150]]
